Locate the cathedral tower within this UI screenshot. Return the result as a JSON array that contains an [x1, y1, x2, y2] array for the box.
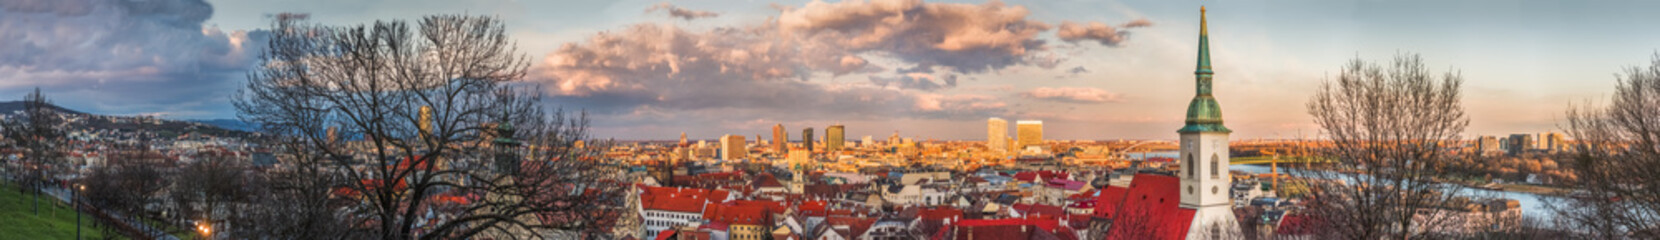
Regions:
[[1179, 6, 1239, 239]]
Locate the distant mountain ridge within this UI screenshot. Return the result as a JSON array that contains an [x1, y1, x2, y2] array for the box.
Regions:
[[190, 119, 259, 132], [0, 101, 252, 138], [0, 101, 84, 115]]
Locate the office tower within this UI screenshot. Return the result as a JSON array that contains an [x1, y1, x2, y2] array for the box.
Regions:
[[802, 128, 815, 152], [862, 136, 874, 148], [1476, 136, 1500, 154], [772, 124, 787, 152], [1508, 133, 1533, 155], [988, 118, 1008, 152], [720, 134, 747, 161], [827, 124, 845, 151], [1541, 132, 1567, 152], [679, 132, 688, 147], [1006, 137, 1015, 152], [1016, 120, 1044, 150]]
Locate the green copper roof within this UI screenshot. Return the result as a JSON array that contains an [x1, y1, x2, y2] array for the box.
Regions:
[[1180, 6, 1230, 134], [493, 121, 520, 145]]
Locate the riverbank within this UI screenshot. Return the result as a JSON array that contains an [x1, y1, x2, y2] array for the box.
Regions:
[[1497, 183, 1570, 195]]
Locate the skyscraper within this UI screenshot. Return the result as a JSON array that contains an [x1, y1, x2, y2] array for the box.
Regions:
[[1016, 120, 1043, 151], [827, 124, 845, 151], [988, 118, 1008, 152], [1476, 136, 1501, 154], [1508, 133, 1534, 155], [862, 136, 874, 148], [802, 128, 815, 152], [772, 124, 787, 153], [720, 134, 747, 161], [1177, 7, 1239, 237], [1540, 132, 1567, 152]]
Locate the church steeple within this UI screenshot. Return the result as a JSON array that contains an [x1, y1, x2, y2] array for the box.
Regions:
[[1177, 7, 1242, 239], [1179, 6, 1230, 134]]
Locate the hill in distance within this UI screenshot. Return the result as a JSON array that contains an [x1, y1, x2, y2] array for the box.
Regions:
[[0, 101, 253, 138]]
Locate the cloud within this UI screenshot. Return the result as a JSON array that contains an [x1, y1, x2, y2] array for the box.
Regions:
[[534, 22, 1002, 120], [1020, 87, 1123, 103], [1056, 19, 1151, 46], [537, 0, 1151, 122], [1123, 18, 1153, 28], [776, 0, 1053, 73], [0, 0, 267, 117], [869, 73, 957, 91], [1068, 66, 1089, 74], [645, 2, 719, 20]]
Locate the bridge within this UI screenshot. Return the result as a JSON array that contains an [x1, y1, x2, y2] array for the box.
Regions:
[[1229, 156, 1331, 165]]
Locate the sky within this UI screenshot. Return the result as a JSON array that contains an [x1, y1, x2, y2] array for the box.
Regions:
[[3, 0, 1659, 141]]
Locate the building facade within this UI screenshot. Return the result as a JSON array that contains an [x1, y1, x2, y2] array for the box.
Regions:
[[1016, 120, 1043, 151], [827, 124, 845, 151], [721, 134, 747, 161], [988, 117, 1009, 152], [773, 124, 788, 153], [802, 128, 815, 153]]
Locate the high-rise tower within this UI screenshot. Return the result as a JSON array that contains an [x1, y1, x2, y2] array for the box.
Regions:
[[1178, 6, 1239, 239], [720, 134, 747, 161], [827, 125, 845, 151], [802, 128, 815, 152], [988, 118, 1008, 152], [1016, 120, 1043, 151], [772, 124, 787, 152]]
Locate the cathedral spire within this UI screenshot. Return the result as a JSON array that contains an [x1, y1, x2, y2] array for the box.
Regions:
[[1197, 6, 1211, 77], [1180, 6, 1230, 133]]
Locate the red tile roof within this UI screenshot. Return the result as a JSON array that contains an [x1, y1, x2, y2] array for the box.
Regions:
[[754, 174, 785, 188], [1011, 204, 1066, 218], [639, 185, 729, 213], [704, 204, 772, 226], [1014, 170, 1070, 182], [940, 218, 1078, 240], [1091, 174, 1196, 240], [1274, 214, 1323, 235], [798, 200, 829, 217]]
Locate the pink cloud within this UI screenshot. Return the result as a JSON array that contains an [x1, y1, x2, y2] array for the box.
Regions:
[[1020, 87, 1124, 103]]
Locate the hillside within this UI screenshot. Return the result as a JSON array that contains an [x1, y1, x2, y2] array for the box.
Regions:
[[0, 101, 252, 139], [0, 101, 82, 115]]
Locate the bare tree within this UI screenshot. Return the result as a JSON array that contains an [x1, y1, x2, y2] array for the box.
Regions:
[[2, 87, 66, 216], [169, 152, 252, 237], [234, 14, 623, 239], [225, 135, 358, 239], [1552, 53, 1660, 239], [83, 150, 171, 238], [1297, 53, 1476, 239]]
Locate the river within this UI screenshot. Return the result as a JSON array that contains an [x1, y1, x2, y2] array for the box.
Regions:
[[1126, 151, 1558, 217]]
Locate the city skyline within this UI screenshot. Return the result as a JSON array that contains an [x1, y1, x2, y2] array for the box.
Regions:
[[5, 0, 1660, 141]]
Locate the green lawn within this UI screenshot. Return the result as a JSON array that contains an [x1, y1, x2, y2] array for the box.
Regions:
[[0, 183, 105, 240]]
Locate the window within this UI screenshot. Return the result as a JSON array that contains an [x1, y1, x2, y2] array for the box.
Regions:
[[1186, 155, 1196, 179], [1211, 154, 1220, 179]]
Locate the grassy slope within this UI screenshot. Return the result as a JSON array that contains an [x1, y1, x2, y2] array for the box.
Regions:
[[0, 183, 104, 239]]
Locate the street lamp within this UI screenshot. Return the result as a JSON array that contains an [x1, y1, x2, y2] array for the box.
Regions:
[[197, 221, 212, 240], [75, 184, 82, 240]]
